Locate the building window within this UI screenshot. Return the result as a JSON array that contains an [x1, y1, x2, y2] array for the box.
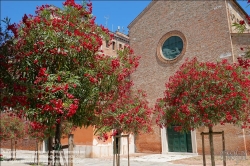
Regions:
[[119, 44, 122, 49], [162, 36, 183, 60], [106, 40, 109, 48], [157, 30, 186, 63], [112, 41, 115, 50]]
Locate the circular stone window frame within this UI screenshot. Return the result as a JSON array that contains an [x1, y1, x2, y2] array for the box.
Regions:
[[157, 30, 187, 64]]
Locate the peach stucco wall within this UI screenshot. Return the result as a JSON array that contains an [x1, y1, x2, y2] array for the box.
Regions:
[[61, 127, 94, 145], [61, 127, 113, 146]]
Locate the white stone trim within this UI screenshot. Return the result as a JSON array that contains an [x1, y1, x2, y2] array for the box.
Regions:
[[73, 143, 135, 158], [72, 134, 136, 158], [42, 141, 46, 153], [161, 127, 168, 154], [191, 130, 197, 153]]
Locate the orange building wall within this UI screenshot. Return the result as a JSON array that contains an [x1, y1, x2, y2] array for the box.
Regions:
[[61, 127, 94, 145], [61, 126, 114, 146]]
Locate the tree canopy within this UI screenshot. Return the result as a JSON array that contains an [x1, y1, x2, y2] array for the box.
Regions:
[[155, 58, 250, 132], [0, 0, 152, 141]]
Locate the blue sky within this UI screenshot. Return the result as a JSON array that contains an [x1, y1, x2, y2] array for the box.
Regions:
[[1, 0, 250, 34], [0, 0, 150, 34]]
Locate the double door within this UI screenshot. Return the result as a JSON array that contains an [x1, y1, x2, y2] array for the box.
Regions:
[[167, 127, 192, 152]]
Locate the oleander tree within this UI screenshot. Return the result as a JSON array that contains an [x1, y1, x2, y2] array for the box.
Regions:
[[92, 47, 152, 140], [155, 58, 250, 166], [95, 88, 153, 141], [0, 111, 26, 141], [0, 111, 26, 160], [0, 0, 152, 165]]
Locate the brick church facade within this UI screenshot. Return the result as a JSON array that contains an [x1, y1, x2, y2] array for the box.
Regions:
[[128, 0, 250, 155]]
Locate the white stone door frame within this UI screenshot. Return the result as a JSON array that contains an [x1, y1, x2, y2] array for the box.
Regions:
[[161, 127, 198, 154]]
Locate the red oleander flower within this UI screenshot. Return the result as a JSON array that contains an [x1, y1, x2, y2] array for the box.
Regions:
[[57, 76, 61, 82], [239, 20, 245, 25], [7, 23, 18, 38], [111, 59, 120, 70], [22, 14, 28, 23], [66, 93, 74, 99], [38, 68, 47, 76]]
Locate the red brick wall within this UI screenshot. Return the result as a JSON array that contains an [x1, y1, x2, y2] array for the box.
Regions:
[[129, 1, 234, 153], [135, 124, 162, 153], [196, 124, 250, 155], [0, 138, 38, 151]]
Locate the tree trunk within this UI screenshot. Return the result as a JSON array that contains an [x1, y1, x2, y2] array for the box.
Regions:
[[114, 130, 121, 166], [68, 134, 74, 166], [209, 126, 215, 166], [54, 121, 61, 166], [10, 138, 13, 160], [37, 140, 40, 165], [14, 139, 17, 160], [48, 137, 53, 166]]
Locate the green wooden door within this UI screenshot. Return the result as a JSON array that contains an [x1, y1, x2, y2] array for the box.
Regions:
[[167, 127, 192, 152], [44, 139, 48, 152], [186, 132, 193, 153]]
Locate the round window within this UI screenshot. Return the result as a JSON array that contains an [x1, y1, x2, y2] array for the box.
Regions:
[[162, 36, 183, 60], [157, 31, 186, 63]]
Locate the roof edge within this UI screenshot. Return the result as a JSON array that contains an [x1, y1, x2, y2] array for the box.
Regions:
[[128, 0, 156, 29], [232, 0, 249, 21], [128, 0, 249, 30]]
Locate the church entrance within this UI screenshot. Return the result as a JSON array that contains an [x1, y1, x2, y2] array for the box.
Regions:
[[167, 127, 192, 152]]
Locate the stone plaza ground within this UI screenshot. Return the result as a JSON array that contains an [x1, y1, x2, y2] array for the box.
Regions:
[[0, 149, 250, 166], [172, 155, 250, 166]]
